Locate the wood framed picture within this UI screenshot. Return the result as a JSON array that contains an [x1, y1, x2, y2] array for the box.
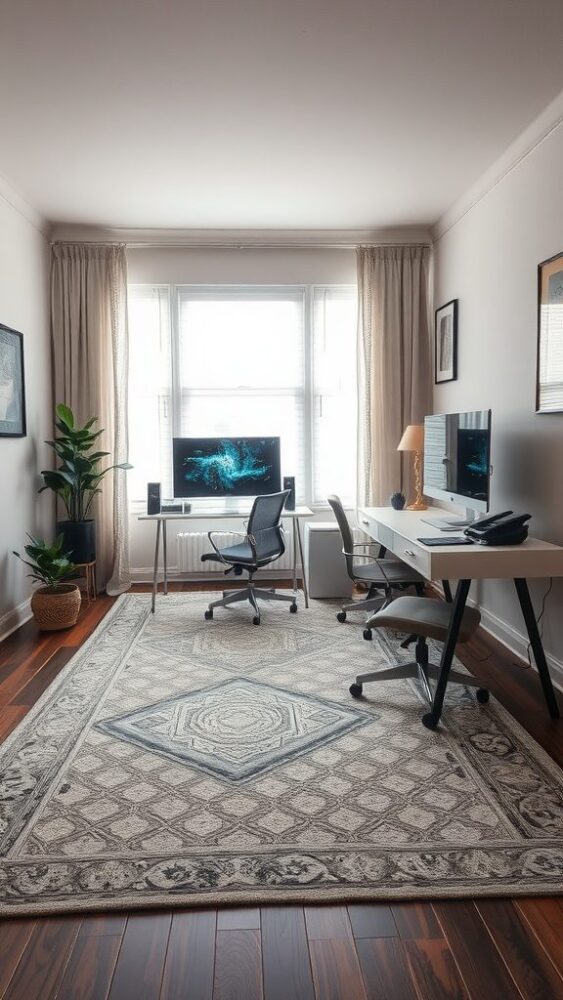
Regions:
[[537, 251, 563, 413], [0, 324, 26, 437], [434, 299, 458, 384]]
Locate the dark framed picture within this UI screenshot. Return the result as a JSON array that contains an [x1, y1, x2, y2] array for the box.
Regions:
[[434, 299, 458, 384], [0, 324, 26, 437], [537, 251, 563, 413]]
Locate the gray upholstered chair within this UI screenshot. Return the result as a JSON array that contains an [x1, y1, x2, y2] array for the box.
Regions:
[[327, 494, 425, 639], [349, 595, 488, 722], [202, 490, 295, 625]]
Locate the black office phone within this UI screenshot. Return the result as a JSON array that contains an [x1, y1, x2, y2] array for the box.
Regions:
[[464, 511, 531, 546]]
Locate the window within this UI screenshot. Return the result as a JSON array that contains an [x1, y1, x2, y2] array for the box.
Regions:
[[128, 284, 357, 506]]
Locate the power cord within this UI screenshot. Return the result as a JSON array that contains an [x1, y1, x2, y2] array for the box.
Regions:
[[515, 577, 553, 670]]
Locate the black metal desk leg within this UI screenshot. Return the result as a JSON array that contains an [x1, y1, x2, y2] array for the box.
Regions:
[[422, 578, 471, 730], [442, 580, 453, 603], [514, 578, 559, 718]]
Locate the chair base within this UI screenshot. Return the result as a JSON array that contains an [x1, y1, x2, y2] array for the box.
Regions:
[[350, 660, 489, 707], [206, 584, 297, 624]]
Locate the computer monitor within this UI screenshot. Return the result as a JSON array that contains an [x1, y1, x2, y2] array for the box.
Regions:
[[173, 437, 282, 499], [423, 410, 491, 515]]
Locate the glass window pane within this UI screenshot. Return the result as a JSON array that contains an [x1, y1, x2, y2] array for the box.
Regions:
[[312, 288, 357, 506]]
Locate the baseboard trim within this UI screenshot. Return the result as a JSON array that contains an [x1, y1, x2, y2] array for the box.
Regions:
[[130, 567, 295, 584], [0, 598, 33, 643]]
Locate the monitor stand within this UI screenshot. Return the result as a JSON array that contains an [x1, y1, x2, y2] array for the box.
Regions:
[[421, 508, 483, 531]]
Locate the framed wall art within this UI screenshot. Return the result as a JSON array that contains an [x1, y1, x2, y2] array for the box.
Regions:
[[537, 251, 563, 413], [0, 324, 26, 437], [435, 299, 458, 384]]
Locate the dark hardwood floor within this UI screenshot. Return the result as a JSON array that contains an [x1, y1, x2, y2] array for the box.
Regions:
[[0, 583, 562, 999]]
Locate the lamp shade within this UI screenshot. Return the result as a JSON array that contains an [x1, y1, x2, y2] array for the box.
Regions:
[[397, 424, 424, 452]]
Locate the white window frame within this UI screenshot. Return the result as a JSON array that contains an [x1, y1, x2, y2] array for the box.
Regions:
[[128, 282, 356, 510]]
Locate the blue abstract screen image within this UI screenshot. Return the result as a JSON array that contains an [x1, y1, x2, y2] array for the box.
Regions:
[[173, 437, 281, 498]]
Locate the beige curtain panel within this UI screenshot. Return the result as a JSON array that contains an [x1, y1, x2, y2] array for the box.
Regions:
[[357, 245, 433, 506], [50, 243, 131, 594]]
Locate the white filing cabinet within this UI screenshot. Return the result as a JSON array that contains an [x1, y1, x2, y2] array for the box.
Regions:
[[304, 521, 354, 598]]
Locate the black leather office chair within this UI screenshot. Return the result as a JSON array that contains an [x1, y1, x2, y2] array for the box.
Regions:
[[327, 494, 425, 639], [202, 490, 296, 625]]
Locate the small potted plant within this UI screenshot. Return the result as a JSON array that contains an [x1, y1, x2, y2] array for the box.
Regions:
[[13, 535, 81, 630], [39, 403, 132, 564]]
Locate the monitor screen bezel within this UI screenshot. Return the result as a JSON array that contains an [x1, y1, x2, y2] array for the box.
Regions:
[[423, 409, 491, 513], [172, 436, 282, 499]]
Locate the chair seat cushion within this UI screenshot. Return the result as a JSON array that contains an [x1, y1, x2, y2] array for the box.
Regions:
[[354, 559, 425, 586], [202, 541, 282, 567], [366, 595, 481, 643]]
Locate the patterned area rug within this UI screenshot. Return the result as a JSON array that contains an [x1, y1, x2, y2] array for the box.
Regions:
[[1, 592, 562, 916]]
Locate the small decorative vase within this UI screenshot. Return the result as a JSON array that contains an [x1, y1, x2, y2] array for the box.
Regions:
[[31, 584, 81, 631], [390, 491, 406, 511]]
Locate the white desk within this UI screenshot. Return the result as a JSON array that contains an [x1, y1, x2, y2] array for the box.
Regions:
[[358, 506, 563, 727], [139, 506, 313, 613]]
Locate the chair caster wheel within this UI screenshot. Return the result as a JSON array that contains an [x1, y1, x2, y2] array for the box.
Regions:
[[422, 712, 439, 730], [204, 609, 213, 620], [476, 688, 490, 704], [349, 683, 363, 698], [252, 615, 261, 626], [289, 602, 297, 613], [363, 628, 373, 641], [337, 611, 347, 623]]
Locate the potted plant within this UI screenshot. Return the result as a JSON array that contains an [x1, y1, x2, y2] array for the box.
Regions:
[[13, 535, 81, 630], [39, 403, 132, 564]]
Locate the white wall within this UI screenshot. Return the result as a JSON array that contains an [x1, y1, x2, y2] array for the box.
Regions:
[[0, 183, 52, 634], [127, 246, 357, 578], [433, 109, 563, 682]]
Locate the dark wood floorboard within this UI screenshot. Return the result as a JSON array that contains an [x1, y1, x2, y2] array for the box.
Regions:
[[0, 919, 37, 995], [3, 916, 82, 1000], [348, 902, 397, 938], [213, 929, 263, 1000], [516, 897, 563, 980], [308, 938, 367, 1000], [0, 585, 562, 999], [261, 906, 315, 1000], [55, 915, 127, 1000], [404, 938, 471, 999], [356, 937, 419, 1000], [475, 899, 563, 1000], [160, 910, 217, 1000], [432, 900, 523, 998], [106, 913, 172, 1000]]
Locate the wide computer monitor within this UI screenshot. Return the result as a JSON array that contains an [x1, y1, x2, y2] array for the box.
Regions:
[[423, 409, 491, 514], [173, 436, 282, 499]]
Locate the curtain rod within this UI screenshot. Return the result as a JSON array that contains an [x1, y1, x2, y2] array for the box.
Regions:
[[123, 241, 432, 250]]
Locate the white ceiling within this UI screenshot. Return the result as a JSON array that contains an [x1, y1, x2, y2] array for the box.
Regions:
[[1, 0, 562, 230]]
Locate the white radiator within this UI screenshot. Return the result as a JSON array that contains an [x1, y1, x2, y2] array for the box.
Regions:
[[176, 531, 294, 574]]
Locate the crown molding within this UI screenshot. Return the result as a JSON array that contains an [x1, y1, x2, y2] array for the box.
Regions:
[[49, 224, 432, 248], [432, 87, 563, 243], [0, 170, 50, 238]]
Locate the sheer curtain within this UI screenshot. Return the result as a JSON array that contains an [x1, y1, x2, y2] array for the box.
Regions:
[[50, 243, 131, 594], [357, 245, 432, 505]]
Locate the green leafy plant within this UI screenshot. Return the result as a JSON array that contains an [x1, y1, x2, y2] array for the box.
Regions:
[[13, 535, 77, 589], [39, 403, 132, 521]]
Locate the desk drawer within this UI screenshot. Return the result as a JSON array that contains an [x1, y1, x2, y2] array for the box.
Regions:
[[358, 513, 394, 551], [393, 535, 431, 579]]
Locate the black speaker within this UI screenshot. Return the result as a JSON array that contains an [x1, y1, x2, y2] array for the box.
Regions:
[[147, 482, 161, 515], [283, 476, 295, 510]]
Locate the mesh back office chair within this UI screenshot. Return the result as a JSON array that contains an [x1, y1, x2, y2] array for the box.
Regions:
[[327, 495, 425, 639], [202, 490, 296, 625]]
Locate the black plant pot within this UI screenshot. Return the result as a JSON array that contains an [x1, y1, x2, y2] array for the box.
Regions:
[[56, 519, 96, 564]]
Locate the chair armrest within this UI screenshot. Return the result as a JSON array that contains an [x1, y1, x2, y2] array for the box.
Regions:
[[207, 529, 257, 563], [341, 547, 380, 564]]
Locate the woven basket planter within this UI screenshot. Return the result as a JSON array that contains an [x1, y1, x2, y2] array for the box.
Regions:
[[30, 584, 81, 631]]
